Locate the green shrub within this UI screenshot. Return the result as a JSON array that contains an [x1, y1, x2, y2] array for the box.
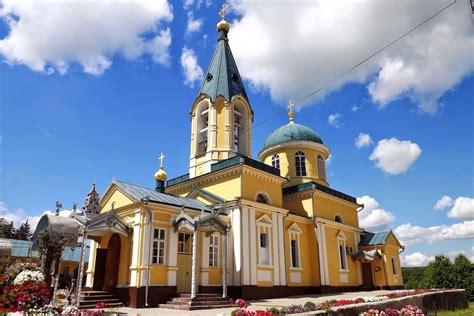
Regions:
[[303, 301, 316, 312]]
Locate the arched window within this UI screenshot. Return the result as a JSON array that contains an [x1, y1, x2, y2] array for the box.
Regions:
[[271, 154, 280, 170], [317, 155, 326, 181], [196, 103, 209, 154], [256, 194, 268, 204], [335, 215, 342, 223], [295, 151, 307, 176]]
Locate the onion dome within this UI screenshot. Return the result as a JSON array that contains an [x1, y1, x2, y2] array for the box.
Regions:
[[261, 122, 324, 152], [154, 153, 168, 181]]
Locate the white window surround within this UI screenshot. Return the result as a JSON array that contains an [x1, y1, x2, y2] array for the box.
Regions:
[[152, 228, 166, 265], [295, 151, 307, 177], [256, 214, 273, 267], [288, 223, 302, 270], [255, 190, 272, 205], [271, 154, 280, 170], [337, 230, 349, 272]]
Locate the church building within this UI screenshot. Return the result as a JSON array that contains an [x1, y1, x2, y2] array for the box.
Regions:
[[82, 13, 405, 308]]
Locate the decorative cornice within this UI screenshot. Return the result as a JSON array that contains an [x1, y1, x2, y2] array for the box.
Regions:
[[259, 140, 330, 161]]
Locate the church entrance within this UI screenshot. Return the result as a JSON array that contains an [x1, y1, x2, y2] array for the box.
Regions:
[[176, 232, 193, 293], [362, 262, 374, 287], [104, 234, 121, 291]]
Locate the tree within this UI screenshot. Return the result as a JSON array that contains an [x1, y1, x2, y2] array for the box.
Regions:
[[1, 221, 15, 239], [421, 255, 455, 289], [453, 253, 474, 300], [16, 220, 32, 241]]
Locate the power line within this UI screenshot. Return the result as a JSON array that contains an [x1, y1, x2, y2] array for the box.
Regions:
[[245, 0, 457, 133]]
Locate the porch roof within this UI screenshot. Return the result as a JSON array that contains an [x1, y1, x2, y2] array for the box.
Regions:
[[113, 180, 213, 212]]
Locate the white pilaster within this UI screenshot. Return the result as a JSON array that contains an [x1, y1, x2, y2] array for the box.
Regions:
[[249, 208, 257, 285], [278, 214, 286, 285], [354, 231, 362, 285], [232, 208, 241, 286], [168, 225, 178, 267], [191, 228, 199, 298], [129, 211, 142, 287], [85, 239, 97, 288], [140, 211, 152, 287], [319, 223, 330, 285], [209, 105, 217, 149], [315, 224, 326, 285], [202, 232, 209, 269], [272, 213, 280, 285], [242, 207, 250, 285]]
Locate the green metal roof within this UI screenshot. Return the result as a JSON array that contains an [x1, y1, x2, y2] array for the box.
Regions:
[[113, 180, 213, 212], [198, 29, 249, 103], [359, 231, 391, 246], [261, 122, 324, 152], [282, 181, 357, 204]]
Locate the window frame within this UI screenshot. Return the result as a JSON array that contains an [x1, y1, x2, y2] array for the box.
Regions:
[[295, 151, 307, 176], [317, 155, 326, 181], [152, 228, 166, 265], [335, 215, 343, 223], [337, 232, 348, 272], [391, 256, 398, 275], [256, 215, 273, 267], [271, 154, 280, 170], [208, 235, 219, 267], [288, 223, 302, 269]]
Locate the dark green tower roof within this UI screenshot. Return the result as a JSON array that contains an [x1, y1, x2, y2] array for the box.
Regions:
[[198, 24, 249, 103], [260, 122, 324, 153]]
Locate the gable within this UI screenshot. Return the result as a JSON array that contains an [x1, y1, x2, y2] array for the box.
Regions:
[[101, 186, 135, 212], [185, 187, 226, 205]]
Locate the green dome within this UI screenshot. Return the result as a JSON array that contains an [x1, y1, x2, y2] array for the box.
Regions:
[[262, 122, 323, 151]]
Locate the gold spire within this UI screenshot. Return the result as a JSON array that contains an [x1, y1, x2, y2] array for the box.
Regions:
[[154, 152, 168, 181], [288, 100, 295, 122], [217, 3, 230, 31]]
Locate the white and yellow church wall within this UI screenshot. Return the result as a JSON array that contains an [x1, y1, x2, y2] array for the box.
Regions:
[[313, 192, 359, 227]]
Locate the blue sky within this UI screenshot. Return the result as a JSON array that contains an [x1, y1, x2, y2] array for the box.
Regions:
[[0, 0, 473, 267]]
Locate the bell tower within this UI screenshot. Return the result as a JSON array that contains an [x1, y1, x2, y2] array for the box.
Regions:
[[189, 6, 253, 178]]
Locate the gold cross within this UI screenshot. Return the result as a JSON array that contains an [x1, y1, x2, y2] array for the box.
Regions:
[[288, 100, 295, 122], [288, 100, 294, 113], [159, 152, 165, 168], [219, 3, 229, 20]]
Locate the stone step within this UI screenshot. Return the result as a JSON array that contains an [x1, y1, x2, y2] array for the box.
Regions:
[[80, 294, 115, 301], [178, 293, 224, 297], [80, 291, 109, 296], [171, 297, 233, 303], [167, 299, 234, 306], [159, 303, 236, 310]]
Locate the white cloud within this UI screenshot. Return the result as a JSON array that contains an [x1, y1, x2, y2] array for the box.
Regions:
[[448, 197, 474, 219], [230, 1, 474, 113], [351, 104, 361, 112], [0, 0, 173, 75], [394, 221, 474, 247], [186, 12, 203, 35], [434, 195, 454, 210], [357, 195, 395, 230], [328, 113, 342, 128], [0, 201, 71, 231], [180, 46, 203, 87], [355, 132, 373, 148], [401, 252, 434, 267], [369, 138, 421, 175]]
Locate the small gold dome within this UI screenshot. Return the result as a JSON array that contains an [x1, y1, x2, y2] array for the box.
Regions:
[[154, 167, 168, 181], [217, 19, 230, 32]]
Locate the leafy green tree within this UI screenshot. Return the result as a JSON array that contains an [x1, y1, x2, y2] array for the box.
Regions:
[[421, 255, 455, 289], [16, 220, 32, 240], [1, 221, 15, 239], [402, 267, 425, 289], [453, 253, 474, 300]]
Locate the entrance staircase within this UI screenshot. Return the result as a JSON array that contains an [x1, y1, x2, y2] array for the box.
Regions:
[[159, 293, 236, 310], [78, 290, 123, 310]]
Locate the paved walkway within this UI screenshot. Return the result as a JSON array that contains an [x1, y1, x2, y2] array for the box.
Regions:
[[115, 290, 398, 316]]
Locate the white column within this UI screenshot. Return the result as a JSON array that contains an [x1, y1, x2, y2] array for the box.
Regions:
[[140, 211, 152, 287], [222, 228, 228, 298], [209, 105, 217, 149], [278, 214, 286, 285], [76, 232, 88, 304], [85, 239, 97, 288], [232, 208, 241, 286], [242, 207, 250, 285], [317, 223, 330, 285], [191, 227, 199, 299], [315, 224, 326, 285], [272, 213, 280, 286], [167, 225, 178, 286], [129, 211, 142, 287], [249, 208, 257, 285], [225, 103, 231, 150]]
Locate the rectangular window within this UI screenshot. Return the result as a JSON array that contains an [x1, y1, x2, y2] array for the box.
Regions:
[[338, 240, 347, 270], [178, 232, 193, 254], [258, 231, 270, 265], [152, 228, 166, 264], [209, 235, 219, 267], [290, 239, 300, 268], [391, 257, 398, 275]]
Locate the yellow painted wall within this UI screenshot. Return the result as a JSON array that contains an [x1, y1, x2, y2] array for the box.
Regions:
[[192, 173, 241, 201], [261, 146, 329, 187], [384, 235, 403, 286], [117, 234, 130, 286], [313, 195, 359, 227], [242, 170, 283, 207], [324, 226, 359, 286], [284, 220, 320, 286], [101, 189, 134, 213], [283, 194, 313, 217]]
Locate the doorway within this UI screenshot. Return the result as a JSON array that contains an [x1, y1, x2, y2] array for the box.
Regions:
[[362, 262, 374, 287], [104, 234, 121, 291], [176, 232, 193, 293], [93, 248, 107, 290]]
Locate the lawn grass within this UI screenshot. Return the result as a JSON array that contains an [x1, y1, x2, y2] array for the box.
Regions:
[[434, 301, 474, 315]]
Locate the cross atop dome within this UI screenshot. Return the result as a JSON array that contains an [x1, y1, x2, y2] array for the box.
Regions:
[[288, 100, 295, 122]]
